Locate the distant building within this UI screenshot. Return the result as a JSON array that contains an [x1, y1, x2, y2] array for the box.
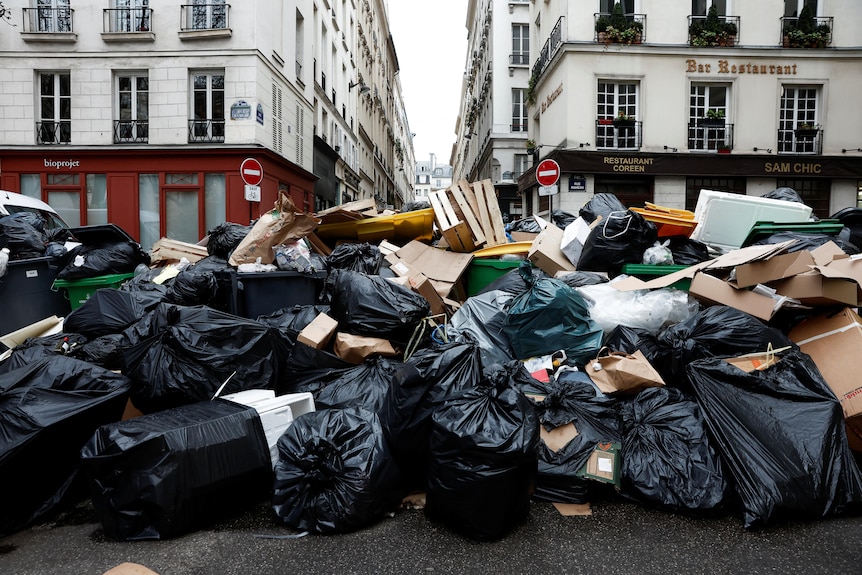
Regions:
[[413, 153, 452, 203]]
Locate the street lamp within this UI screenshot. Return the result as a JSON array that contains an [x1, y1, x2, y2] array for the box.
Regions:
[[349, 81, 370, 94]]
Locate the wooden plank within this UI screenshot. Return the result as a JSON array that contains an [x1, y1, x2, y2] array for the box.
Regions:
[[447, 184, 486, 246], [305, 231, 333, 256], [315, 198, 377, 217], [481, 179, 508, 246], [458, 178, 482, 222], [427, 190, 453, 230], [470, 180, 498, 246], [440, 221, 476, 253]]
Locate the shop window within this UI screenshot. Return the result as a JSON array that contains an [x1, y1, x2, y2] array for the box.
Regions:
[[776, 178, 830, 219], [86, 174, 108, 225], [685, 177, 745, 211], [139, 173, 160, 251], [595, 176, 653, 208]]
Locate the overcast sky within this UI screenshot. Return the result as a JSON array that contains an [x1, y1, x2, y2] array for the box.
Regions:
[[388, 0, 468, 166]]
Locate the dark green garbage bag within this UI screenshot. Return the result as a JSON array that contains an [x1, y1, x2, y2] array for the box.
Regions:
[[503, 262, 603, 363]]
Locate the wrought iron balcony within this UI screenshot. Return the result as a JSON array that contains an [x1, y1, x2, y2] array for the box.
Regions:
[[35, 121, 71, 145], [22, 7, 74, 33], [187, 119, 225, 143], [180, 3, 230, 31], [114, 120, 149, 144], [594, 12, 646, 44], [778, 127, 823, 155], [781, 16, 832, 48], [688, 122, 735, 152], [103, 7, 152, 33], [688, 14, 739, 47], [509, 53, 529, 66], [595, 119, 642, 151]]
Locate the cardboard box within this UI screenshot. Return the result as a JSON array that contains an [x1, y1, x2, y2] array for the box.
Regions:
[[333, 332, 399, 364], [296, 312, 338, 349], [770, 271, 859, 306], [385, 240, 473, 298], [576, 441, 621, 487], [733, 250, 815, 288], [527, 222, 577, 276], [788, 307, 862, 424], [688, 272, 781, 321], [560, 216, 594, 268]]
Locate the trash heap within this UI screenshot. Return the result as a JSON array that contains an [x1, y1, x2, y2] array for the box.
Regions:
[[2, 183, 862, 542]]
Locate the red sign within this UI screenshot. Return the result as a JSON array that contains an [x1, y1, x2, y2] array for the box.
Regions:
[[240, 157, 264, 186], [536, 159, 561, 187]]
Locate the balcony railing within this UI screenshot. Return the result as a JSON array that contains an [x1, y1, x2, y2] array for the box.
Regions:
[[595, 119, 642, 151], [509, 53, 529, 66], [594, 13, 646, 44], [778, 127, 823, 155], [687, 123, 735, 152], [114, 120, 149, 144], [688, 14, 739, 47], [35, 121, 71, 145], [22, 7, 74, 33], [180, 3, 230, 32], [531, 16, 563, 82], [511, 123, 527, 132], [103, 7, 153, 33], [187, 119, 225, 143], [781, 16, 832, 48]]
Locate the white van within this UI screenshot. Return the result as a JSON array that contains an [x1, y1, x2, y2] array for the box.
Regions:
[[0, 189, 71, 230]]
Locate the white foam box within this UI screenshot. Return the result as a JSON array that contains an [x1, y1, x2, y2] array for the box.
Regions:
[[689, 189, 812, 251], [221, 390, 316, 466]]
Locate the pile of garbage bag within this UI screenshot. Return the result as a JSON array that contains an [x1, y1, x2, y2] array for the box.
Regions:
[[2, 187, 862, 543]]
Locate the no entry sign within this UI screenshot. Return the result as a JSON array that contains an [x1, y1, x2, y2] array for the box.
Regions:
[[536, 159, 561, 187], [240, 157, 264, 186]]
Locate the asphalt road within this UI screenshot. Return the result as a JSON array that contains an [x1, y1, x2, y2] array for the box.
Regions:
[[1, 492, 861, 575]]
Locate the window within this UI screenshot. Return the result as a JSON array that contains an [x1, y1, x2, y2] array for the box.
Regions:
[[597, 81, 639, 150], [139, 174, 160, 250], [688, 83, 731, 151], [785, 0, 818, 18], [685, 177, 745, 212], [37, 72, 71, 144], [35, 0, 71, 32], [778, 85, 820, 154], [112, 0, 150, 32], [116, 73, 149, 143], [42, 173, 107, 228], [512, 24, 529, 66], [512, 89, 527, 132], [189, 72, 225, 143], [776, 179, 830, 218], [189, 0, 226, 30], [692, 0, 726, 16], [514, 154, 530, 179], [599, 0, 634, 14]]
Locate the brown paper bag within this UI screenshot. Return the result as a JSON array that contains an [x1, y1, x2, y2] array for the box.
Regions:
[[333, 332, 400, 364], [587, 347, 665, 395], [228, 192, 320, 266]]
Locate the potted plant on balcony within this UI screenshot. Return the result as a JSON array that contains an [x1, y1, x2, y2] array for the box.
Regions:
[[782, 5, 830, 48], [613, 110, 636, 128], [699, 109, 726, 127], [717, 144, 732, 154], [525, 138, 537, 155], [690, 4, 737, 47], [794, 122, 820, 138], [597, 2, 642, 45]]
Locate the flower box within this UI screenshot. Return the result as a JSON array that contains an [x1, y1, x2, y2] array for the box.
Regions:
[[613, 119, 636, 128], [795, 128, 819, 138], [698, 118, 726, 128]]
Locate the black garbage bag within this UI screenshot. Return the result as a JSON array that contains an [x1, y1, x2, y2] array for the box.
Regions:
[[655, 306, 795, 387], [665, 236, 712, 265], [426, 364, 539, 541], [63, 287, 163, 338], [0, 212, 48, 259], [277, 341, 357, 396], [506, 216, 543, 234], [207, 222, 251, 259], [255, 304, 331, 349], [529, 369, 622, 504], [164, 269, 219, 306], [552, 210, 578, 229], [73, 333, 131, 371], [402, 200, 431, 212], [556, 270, 610, 289], [327, 269, 429, 347], [686, 350, 862, 529], [56, 240, 151, 280], [503, 263, 603, 363], [619, 387, 729, 514], [761, 187, 806, 205], [379, 342, 483, 490], [314, 356, 404, 413], [476, 265, 550, 297], [327, 242, 383, 274], [578, 210, 658, 275], [44, 241, 67, 259], [121, 304, 291, 413], [0, 356, 131, 537], [602, 325, 661, 361], [272, 407, 402, 534], [447, 289, 517, 369], [0, 332, 90, 374], [748, 231, 857, 254], [81, 399, 272, 541], [579, 193, 627, 224]]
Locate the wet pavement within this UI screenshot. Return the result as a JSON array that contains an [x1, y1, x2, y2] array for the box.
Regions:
[[1, 492, 861, 575]]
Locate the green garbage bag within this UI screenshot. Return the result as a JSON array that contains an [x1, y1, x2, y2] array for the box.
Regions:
[[503, 262, 603, 363]]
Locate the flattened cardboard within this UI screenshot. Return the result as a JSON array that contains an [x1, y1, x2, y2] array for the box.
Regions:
[[102, 563, 160, 575], [688, 272, 779, 321], [409, 273, 448, 316], [527, 222, 577, 276], [296, 312, 338, 350], [552, 502, 592, 516], [576, 442, 621, 487], [788, 307, 862, 422], [734, 250, 815, 288], [540, 422, 579, 453], [771, 271, 859, 306], [386, 240, 473, 297]]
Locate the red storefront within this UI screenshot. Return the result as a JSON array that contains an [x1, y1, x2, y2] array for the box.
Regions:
[[0, 147, 317, 247]]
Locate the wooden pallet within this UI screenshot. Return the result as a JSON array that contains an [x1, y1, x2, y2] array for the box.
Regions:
[[428, 189, 476, 252], [427, 179, 508, 253]]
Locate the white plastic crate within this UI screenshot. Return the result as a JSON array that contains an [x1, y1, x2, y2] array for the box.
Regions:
[[689, 189, 812, 251]]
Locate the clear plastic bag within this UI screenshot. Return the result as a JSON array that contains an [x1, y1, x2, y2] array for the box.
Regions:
[[642, 240, 674, 265]]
